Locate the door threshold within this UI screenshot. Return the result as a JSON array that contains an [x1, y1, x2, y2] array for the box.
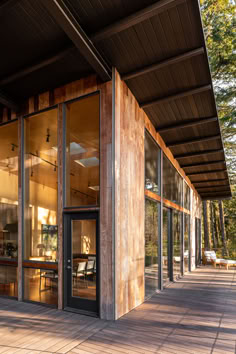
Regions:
[[64, 306, 99, 318]]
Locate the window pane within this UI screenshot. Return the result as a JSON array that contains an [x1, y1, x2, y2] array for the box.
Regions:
[[184, 183, 190, 210], [145, 199, 158, 297], [145, 133, 160, 194], [0, 265, 17, 297], [184, 214, 190, 271], [24, 109, 58, 262], [65, 94, 100, 207], [173, 210, 181, 278], [163, 208, 170, 283], [24, 267, 58, 306], [0, 121, 18, 260], [163, 155, 183, 205]]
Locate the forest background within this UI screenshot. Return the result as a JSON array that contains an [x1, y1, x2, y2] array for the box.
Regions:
[[200, 0, 236, 257]]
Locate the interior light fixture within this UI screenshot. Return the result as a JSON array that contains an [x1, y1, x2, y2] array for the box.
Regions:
[[88, 185, 99, 191]]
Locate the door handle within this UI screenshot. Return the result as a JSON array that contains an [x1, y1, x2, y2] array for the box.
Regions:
[[67, 266, 72, 269]]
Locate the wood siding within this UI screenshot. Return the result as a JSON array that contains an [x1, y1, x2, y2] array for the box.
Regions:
[[114, 71, 145, 319]]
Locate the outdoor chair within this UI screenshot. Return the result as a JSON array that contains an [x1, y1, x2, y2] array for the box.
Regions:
[[203, 250, 236, 270]]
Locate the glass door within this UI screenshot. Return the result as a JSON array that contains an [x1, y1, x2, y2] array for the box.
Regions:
[[64, 212, 99, 315]]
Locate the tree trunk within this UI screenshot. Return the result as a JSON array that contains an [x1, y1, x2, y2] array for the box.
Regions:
[[218, 200, 228, 257], [210, 201, 217, 248], [213, 203, 220, 247], [203, 201, 210, 249]]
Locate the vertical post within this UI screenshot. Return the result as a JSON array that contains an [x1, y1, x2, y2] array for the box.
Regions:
[[189, 189, 193, 272], [57, 104, 63, 310], [158, 149, 163, 290], [18, 116, 23, 301], [181, 181, 184, 275]]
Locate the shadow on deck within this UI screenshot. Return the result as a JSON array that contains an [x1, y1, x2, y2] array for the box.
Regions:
[[0, 266, 235, 353]]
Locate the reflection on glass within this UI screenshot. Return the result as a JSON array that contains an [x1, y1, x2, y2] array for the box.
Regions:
[[24, 268, 58, 306], [72, 220, 96, 301], [163, 155, 183, 206], [173, 211, 181, 278], [145, 133, 160, 194], [184, 214, 190, 271], [163, 208, 170, 283], [0, 265, 17, 297], [145, 199, 158, 297], [65, 94, 100, 207], [184, 183, 190, 210], [24, 109, 58, 262], [0, 121, 18, 260]]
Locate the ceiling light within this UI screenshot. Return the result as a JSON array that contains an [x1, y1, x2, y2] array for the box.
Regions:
[[88, 185, 99, 191]]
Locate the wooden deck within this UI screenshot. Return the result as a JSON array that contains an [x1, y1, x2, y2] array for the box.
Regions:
[[0, 267, 236, 353]]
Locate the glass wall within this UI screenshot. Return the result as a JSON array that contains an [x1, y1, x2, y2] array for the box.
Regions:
[[0, 121, 18, 297], [24, 109, 58, 262], [145, 133, 160, 194], [163, 207, 170, 283], [184, 183, 190, 210], [23, 109, 58, 306], [184, 214, 190, 272], [24, 267, 58, 306], [173, 210, 182, 279], [65, 93, 100, 207], [145, 199, 158, 297], [163, 155, 183, 206]]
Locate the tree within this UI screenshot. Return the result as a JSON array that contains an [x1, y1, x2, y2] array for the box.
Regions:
[[203, 201, 210, 249], [200, 0, 236, 255]]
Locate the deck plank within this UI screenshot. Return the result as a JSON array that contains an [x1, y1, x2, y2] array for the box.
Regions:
[[0, 267, 235, 353]]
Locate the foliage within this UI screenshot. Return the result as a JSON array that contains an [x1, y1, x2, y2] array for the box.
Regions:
[[200, 0, 236, 252]]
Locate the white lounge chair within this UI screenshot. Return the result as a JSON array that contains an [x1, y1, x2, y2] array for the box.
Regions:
[[203, 250, 236, 270]]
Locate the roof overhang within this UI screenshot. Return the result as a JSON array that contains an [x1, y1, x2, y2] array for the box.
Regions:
[[0, 0, 231, 199]]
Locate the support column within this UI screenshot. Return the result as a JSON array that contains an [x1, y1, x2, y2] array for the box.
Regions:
[[57, 104, 63, 310], [158, 149, 163, 290], [17, 116, 23, 301]]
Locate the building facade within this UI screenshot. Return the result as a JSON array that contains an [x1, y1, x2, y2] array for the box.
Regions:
[[0, 0, 231, 320]]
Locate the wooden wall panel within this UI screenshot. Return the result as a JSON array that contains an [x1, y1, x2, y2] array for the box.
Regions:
[[115, 71, 145, 319]]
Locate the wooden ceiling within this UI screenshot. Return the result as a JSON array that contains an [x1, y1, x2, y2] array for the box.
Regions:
[[0, 0, 231, 200]]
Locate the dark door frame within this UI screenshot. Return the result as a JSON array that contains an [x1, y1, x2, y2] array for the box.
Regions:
[[63, 210, 99, 316]]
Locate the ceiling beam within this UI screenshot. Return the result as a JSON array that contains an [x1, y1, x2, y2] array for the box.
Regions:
[[182, 160, 225, 169], [193, 178, 228, 184], [0, 91, 19, 111], [202, 196, 232, 201], [0, 46, 75, 87], [188, 169, 227, 177], [140, 85, 211, 109], [157, 116, 217, 133], [41, 0, 111, 82], [196, 184, 229, 190], [91, 0, 186, 42], [0, 0, 19, 17], [166, 134, 220, 148], [174, 149, 224, 160], [200, 191, 231, 196], [121, 47, 204, 81]]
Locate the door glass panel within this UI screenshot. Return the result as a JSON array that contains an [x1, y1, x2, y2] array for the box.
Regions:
[[72, 219, 96, 301], [184, 214, 190, 272]]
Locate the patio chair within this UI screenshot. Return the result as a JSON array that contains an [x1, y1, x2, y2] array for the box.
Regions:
[[203, 250, 236, 270]]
